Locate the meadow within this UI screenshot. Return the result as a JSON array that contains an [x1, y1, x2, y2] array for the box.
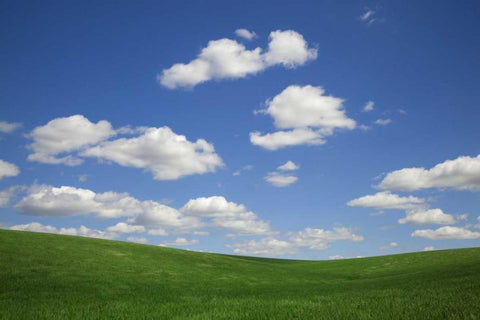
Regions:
[[1, 229, 479, 319]]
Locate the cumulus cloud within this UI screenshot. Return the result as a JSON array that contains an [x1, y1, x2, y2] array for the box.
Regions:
[[398, 209, 456, 225], [288, 227, 364, 250], [27, 115, 115, 166], [8, 222, 118, 240], [26, 115, 223, 180], [0, 120, 21, 133], [422, 246, 435, 251], [235, 28, 257, 40], [278, 161, 299, 171], [0, 186, 22, 207], [264, 172, 298, 187], [126, 236, 148, 244], [82, 126, 223, 180], [379, 154, 480, 191], [158, 30, 317, 89], [228, 238, 296, 256], [251, 85, 356, 150], [362, 101, 374, 112], [0, 159, 20, 180], [180, 196, 273, 235], [160, 237, 199, 247], [250, 128, 326, 150], [374, 118, 391, 126], [106, 222, 145, 234], [380, 242, 398, 250], [412, 226, 480, 240], [229, 227, 363, 257], [347, 192, 425, 210]]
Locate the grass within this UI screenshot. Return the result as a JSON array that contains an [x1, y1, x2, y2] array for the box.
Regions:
[[1, 229, 479, 319]]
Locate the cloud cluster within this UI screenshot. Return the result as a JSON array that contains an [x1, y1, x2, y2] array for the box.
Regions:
[[160, 237, 199, 247], [0, 160, 20, 180], [412, 226, 480, 240], [379, 154, 480, 191], [159, 30, 317, 89], [9, 222, 118, 240], [348, 192, 459, 225], [251, 85, 356, 150], [229, 227, 363, 256], [26, 115, 223, 180], [13, 186, 271, 237], [263, 160, 300, 187]]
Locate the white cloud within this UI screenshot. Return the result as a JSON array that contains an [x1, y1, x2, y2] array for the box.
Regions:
[[78, 174, 88, 182], [259, 85, 355, 130], [380, 242, 398, 250], [0, 159, 20, 180], [374, 118, 391, 126], [82, 126, 223, 180], [0, 121, 21, 133], [193, 231, 210, 236], [379, 154, 480, 191], [230, 226, 363, 257], [235, 28, 257, 40], [8, 222, 118, 240], [147, 228, 169, 236], [328, 255, 345, 260], [181, 196, 246, 217], [228, 238, 296, 256], [262, 30, 318, 68], [412, 226, 480, 240], [250, 128, 326, 150], [160, 237, 199, 247], [0, 186, 22, 207], [27, 115, 116, 166], [422, 246, 435, 251], [347, 192, 425, 210], [398, 209, 456, 225], [362, 101, 374, 112], [264, 172, 298, 187], [106, 222, 145, 234], [360, 9, 376, 24], [158, 30, 317, 89], [288, 227, 364, 250], [126, 236, 148, 244], [251, 85, 355, 150], [180, 196, 273, 235], [278, 160, 299, 171]]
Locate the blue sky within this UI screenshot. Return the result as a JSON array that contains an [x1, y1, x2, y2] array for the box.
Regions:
[[1, 0, 479, 259]]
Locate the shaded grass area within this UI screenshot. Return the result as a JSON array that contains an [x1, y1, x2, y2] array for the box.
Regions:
[[1, 229, 479, 319]]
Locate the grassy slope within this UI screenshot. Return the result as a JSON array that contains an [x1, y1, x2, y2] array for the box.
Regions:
[[1, 230, 479, 319]]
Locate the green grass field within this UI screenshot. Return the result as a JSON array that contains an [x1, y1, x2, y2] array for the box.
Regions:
[[1, 229, 479, 319]]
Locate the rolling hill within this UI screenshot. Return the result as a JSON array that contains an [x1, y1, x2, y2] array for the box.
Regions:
[[1, 229, 479, 319]]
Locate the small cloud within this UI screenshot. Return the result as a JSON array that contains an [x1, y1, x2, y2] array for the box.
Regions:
[[265, 172, 298, 187], [362, 101, 374, 112], [193, 231, 210, 236], [232, 171, 241, 176], [374, 118, 392, 126], [126, 236, 148, 244], [422, 246, 435, 251], [234, 28, 257, 40], [78, 174, 88, 182], [360, 9, 376, 24], [160, 237, 199, 247], [328, 255, 345, 260], [277, 161, 299, 171], [397, 109, 407, 115], [380, 242, 398, 250], [0, 121, 22, 134]]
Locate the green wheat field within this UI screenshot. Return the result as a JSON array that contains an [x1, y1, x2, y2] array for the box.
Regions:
[[1, 229, 479, 319]]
